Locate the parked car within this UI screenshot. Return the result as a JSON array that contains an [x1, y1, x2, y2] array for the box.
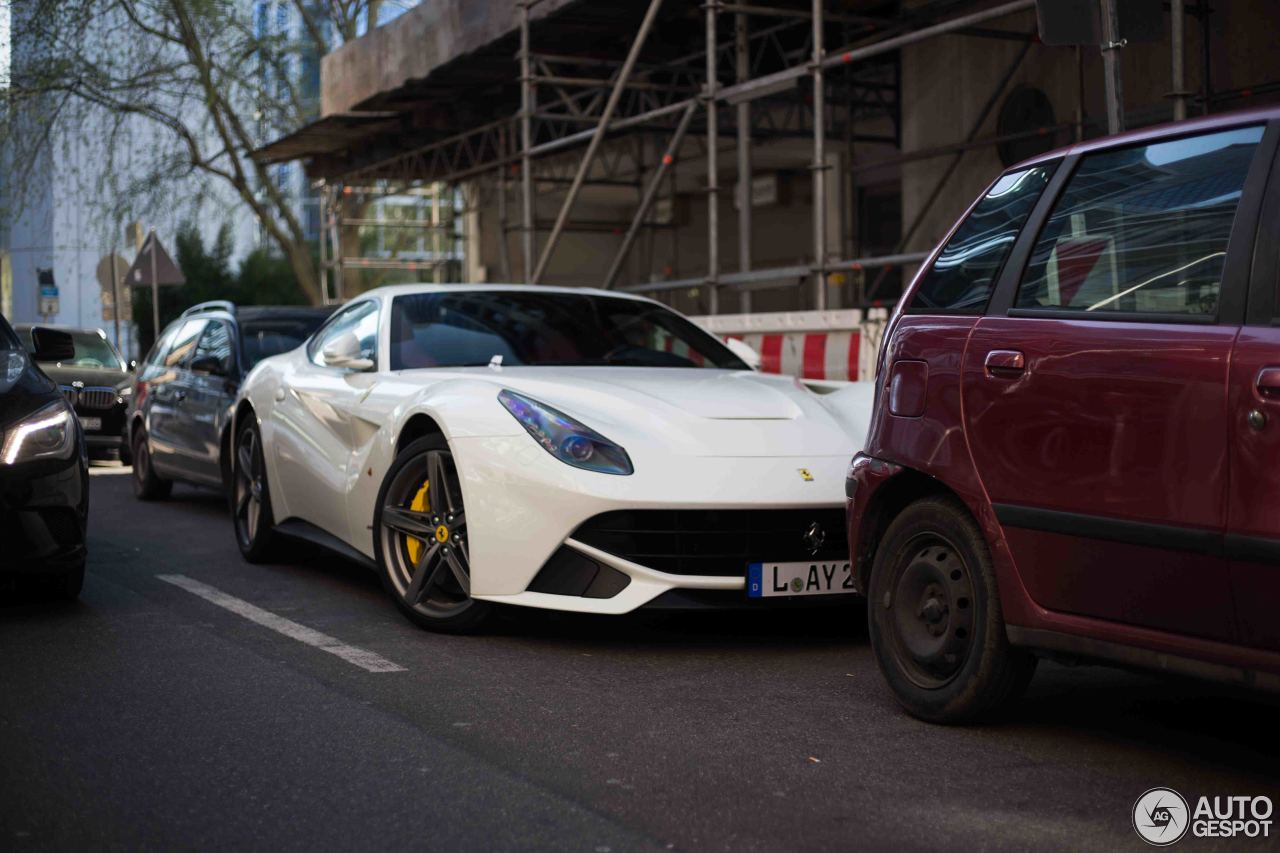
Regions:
[[846, 107, 1280, 722], [0, 315, 89, 598], [231, 285, 873, 632], [16, 324, 133, 463], [129, 301, 334, 501]]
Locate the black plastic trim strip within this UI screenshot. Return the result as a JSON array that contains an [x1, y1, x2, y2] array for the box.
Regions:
[[1225, 534, 1280, 565], [993, 503, 1221, 556], [274, 519, 378, 572], [1004, 308, 1217, 324], [1006, 625, 1280, 692], [1246, 121, 1280, 325], [986, 155, 1076, 316]]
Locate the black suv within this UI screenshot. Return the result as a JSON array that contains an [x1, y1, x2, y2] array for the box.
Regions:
[[128, 301, 333, 500], [1, 315, 89, 598], [16, 324, 134, 462]]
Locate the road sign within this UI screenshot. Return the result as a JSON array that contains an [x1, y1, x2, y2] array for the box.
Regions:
[[123, 232, 185, 288], [97, 254, 132, 323], [123, 229, 185, 341]]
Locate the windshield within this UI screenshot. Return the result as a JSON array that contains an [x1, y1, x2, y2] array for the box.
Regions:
[[242, 316, 329, 369], [390, 291, 747, 371], [26, 328, 125, 369]]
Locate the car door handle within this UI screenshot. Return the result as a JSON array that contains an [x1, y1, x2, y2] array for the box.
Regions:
[[1256, 367, 1280, 397], [984, 349, 1026, 375]]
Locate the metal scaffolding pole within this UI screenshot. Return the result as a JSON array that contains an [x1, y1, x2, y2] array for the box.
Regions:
[[497, 133, 513, 281], [811, 0, 827, 311], [520, 2, 535, 280], [603, 101, 699, 289], [318, 186, 331, 303], [706, 0, 720, 314], [1099, 0, 1126, 133], [329, 188, 345, 302], [735, 12, 753, 314], [530, 0, 666, 283], [1171, 0, 1187, 121]]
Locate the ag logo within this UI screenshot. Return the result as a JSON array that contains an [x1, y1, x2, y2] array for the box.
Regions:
[[1133, 788, 1190, 846]]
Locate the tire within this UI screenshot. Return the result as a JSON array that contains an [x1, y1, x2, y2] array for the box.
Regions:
[[374, 435, 491, 633], [867, 496, 1037, 724], [131, 427, 172, 501], [232, 419, 280, 563]]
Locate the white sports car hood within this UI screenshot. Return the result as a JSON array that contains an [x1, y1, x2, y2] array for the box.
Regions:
[[423, 367, 870, 459]]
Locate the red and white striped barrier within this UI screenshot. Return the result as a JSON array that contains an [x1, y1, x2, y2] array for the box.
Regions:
[[692, 308, 889, 382]]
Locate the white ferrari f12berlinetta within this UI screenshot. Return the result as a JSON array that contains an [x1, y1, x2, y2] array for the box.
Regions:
[[231, 285, 871, 631]]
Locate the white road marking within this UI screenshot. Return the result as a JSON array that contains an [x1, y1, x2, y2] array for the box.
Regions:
[[156, 574, 406, 673]]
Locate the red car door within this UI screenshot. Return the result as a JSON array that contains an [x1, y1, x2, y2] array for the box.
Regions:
[[963, 123, 1273, 642], [1226, 133, 1280, 651]]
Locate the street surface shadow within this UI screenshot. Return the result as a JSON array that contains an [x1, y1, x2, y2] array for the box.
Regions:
[[486, 599, 868, 648]]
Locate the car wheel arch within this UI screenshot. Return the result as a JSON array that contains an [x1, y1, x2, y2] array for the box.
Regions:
[[396, 412, 447, 457], [856, 467, 970, 593]]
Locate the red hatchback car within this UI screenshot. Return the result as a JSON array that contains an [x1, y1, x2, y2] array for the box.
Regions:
[[847, 107, 1280, 723]]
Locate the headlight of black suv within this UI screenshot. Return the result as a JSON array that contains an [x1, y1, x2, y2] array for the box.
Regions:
[[1, 400, 77, 465]]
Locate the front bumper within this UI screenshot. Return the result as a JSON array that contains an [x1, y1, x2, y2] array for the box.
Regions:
[[0, 454, 89, 573], [452, 434, 858, 614], [76, 401, 128, 457]]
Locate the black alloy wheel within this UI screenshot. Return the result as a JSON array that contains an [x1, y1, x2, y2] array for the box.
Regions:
[[374, 435, 491, 633], [233, 420, 278, 563]]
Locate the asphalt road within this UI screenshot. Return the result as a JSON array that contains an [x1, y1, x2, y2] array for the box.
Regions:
[[3, 466, 1279, 852]]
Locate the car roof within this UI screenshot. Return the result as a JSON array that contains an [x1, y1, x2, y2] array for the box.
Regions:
[[1009, 104, 1280, 172], [13, 323, 107, 336], [352, 282, 660, 304], [235, 305, 336, 323]]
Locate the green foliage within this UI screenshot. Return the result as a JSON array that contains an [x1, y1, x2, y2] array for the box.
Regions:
[[133, 223, 312, 352]]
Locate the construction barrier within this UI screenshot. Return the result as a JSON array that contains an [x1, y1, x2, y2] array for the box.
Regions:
[[692, 308, 891, 382]]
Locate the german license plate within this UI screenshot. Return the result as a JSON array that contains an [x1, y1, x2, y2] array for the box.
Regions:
[[79, 416, 102, 432], [747, 561, 855, 598]]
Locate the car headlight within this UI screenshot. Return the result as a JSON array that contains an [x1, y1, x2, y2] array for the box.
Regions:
[[1, 400, 76, 465], [1, 351, 25, 393], [498, 390, 633, 476]]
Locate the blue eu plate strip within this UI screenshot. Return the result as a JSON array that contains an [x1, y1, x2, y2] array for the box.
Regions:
[[747, 562, 763, 598]]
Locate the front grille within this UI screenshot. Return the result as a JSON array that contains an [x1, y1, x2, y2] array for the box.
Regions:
[[60, 386, 119, 410], [572, 508, 849, 577]]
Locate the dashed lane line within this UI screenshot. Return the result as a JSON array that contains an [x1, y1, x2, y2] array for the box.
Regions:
[[156, 574, 406, 674]]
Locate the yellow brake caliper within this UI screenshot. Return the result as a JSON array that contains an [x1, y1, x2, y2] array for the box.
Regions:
[[406, 478, 431, 564]]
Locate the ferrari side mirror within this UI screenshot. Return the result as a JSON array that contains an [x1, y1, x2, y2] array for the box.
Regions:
[[322, 332, 375, 371]]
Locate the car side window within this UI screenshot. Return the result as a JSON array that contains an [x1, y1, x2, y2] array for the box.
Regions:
[[908, 164, 1054, 313], [308, 301, 379, 367], [1015, 125, 1265, 317], [165, 319, 208, 368], [193, 321, 234, 374], [147, 322, 183, 366]]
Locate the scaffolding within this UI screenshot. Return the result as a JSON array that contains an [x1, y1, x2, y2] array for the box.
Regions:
[[282, 0, 1241, 309]]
